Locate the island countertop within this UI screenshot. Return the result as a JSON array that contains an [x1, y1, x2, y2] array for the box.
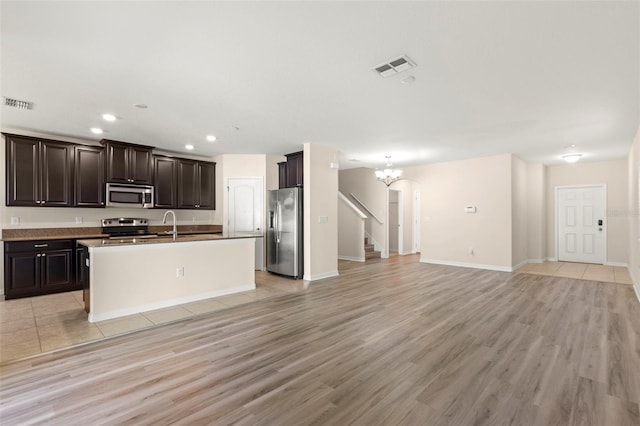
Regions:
[[77, 232, 263, 248]]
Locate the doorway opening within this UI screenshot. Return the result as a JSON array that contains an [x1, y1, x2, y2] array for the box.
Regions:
[[228, 177, 264, 270], [388, 189, 403, 255]]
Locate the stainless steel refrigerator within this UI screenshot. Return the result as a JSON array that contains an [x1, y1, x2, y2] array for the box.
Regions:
[[267, 187, 303, 279]]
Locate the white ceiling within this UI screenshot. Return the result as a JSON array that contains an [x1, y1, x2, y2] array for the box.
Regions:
[[1, 1, 638, 169]]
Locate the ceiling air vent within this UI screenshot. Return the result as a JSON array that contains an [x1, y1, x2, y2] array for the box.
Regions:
[[3, 97, 33, 110], [373, 55, 416, 78]]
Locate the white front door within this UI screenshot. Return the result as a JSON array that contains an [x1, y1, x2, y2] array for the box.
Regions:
[[228, 177, 263, 269], [557, 185, 606, 264]]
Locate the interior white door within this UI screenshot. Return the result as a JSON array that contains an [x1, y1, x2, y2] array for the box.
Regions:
[[228, 178, 263, 269], [557, 186, 606, 264]]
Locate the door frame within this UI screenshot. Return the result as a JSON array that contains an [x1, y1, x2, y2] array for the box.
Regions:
[[413, 190, 421, 254], [555, 184, 607, 264]]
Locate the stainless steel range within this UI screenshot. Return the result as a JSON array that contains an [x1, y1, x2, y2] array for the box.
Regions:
[[101, 218, 156, 239]]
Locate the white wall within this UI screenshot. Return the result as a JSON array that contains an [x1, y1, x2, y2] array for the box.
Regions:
[[406, 154, 513, 271], [527, 163, 546, 262], [303, 143, 338, 280], [546, 159, 629, 265], [512, 155, 529, 268], [338, 197, 365, 262], [628, 127, 640, 297]]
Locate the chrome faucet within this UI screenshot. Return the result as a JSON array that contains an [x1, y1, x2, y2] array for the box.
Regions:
[[162, 210, 177, 241]]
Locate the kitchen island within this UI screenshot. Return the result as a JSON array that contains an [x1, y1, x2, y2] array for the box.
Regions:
[[77, 233, 261, 322]]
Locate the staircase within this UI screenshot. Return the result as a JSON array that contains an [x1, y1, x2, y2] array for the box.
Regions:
[[365, 238, 381, 260]]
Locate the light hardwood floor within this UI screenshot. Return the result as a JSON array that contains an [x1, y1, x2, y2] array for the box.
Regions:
[[1, 255, 639, 425]]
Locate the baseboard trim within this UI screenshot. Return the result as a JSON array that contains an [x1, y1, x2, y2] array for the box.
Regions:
[[420, 258, 512, 272], [88, 283, 256, 323], [338, 255, 365, 262], [605, 261, 628, 267], [303, 270, 340, 281]]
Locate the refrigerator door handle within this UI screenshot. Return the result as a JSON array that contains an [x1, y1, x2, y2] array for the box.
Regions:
[[275, 203, 281, 243]]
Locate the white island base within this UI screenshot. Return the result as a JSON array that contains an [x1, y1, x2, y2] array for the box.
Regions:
[[86, 237, 256, 323]]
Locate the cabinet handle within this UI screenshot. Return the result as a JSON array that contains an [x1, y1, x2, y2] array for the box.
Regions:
[[36, 200, 41, 204], [41, 201, 46, 204], [42, 253, 46, 257], [34, 243, 49, 248], [37, 254, 41, 257]]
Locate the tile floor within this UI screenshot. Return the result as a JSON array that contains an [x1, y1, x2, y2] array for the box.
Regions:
[[0, 271, 308, 364], [516, 261, 633, 285]]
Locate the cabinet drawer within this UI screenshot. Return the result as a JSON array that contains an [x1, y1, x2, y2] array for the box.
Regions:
[[5, 239, 73, 253]]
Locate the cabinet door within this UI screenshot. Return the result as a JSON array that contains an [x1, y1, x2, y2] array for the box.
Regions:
[[75, 145, 105, 207], [197, 162, 216, 210], [285, 152, 303, 187], [6, 135, 40, 206], [278, 162, 287, 189], [177, 159, 198, 208], [105, 142, 130, 183], [5, 252, 39, 297], [41, 249, 74, 291], [130, 147, 153, 184], [40, 141, 73, 207], [153, 156, 177, 208]]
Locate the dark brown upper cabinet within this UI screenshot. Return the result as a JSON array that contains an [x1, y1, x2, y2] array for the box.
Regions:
[[5, 134, 73, 207], [74, 145, 104, 207], [278, 161, 287, 189], [285, 151, 303, 188], [177, 159, 216, 210], [102, 140, 153, 185], [153, 155, 178, 208]]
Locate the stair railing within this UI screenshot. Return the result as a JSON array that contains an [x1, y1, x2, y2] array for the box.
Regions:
[[349, 193, 383, 224]]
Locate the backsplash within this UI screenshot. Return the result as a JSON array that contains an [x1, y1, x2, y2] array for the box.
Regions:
[[0, 206, 220, 229]]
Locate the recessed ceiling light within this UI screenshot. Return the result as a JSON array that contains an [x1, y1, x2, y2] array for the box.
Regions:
[[102, 113, 117, 122], [561, 153, 583, 163], [90, 127, 103, 134], [134, 104, 148, 109], [185, 144, 194, 150], [206, 135, 217, 142]]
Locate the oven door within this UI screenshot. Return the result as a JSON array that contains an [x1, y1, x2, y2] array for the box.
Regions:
[[106, 183, 154, 208]]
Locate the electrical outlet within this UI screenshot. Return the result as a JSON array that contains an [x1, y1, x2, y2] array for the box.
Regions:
[[318, 216, 328, 223], [176, 267, 184, 277], [10, 217, 20, 225], [75, 216, 83, 224], [468, 247, 474, 256]]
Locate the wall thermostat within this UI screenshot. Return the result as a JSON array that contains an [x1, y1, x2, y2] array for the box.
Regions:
[[465, 206, 477, 213]]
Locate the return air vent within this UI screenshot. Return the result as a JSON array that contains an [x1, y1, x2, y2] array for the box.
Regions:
[[373, 55, 416, 78], [3, 97, 33, 110]]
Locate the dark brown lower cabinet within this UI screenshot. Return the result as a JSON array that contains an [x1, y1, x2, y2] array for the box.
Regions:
[[4, 240, 78, 299]]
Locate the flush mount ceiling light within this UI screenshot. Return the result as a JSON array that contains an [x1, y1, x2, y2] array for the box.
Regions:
[[185, 144, 194, 150], [373, 55, 417, 78], [561, 153, 583, 163], [375, 155, 402, 186], [90, 127, 103, 134], [102, 113, 117, 122], [3, 97, 33, 110], [206, 135, 217, 142]]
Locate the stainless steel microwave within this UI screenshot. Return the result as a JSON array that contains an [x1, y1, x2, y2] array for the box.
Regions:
[[106, 183, 154, 208]]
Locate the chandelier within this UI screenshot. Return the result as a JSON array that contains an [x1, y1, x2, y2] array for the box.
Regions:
[[375, 155, 402, 186]]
